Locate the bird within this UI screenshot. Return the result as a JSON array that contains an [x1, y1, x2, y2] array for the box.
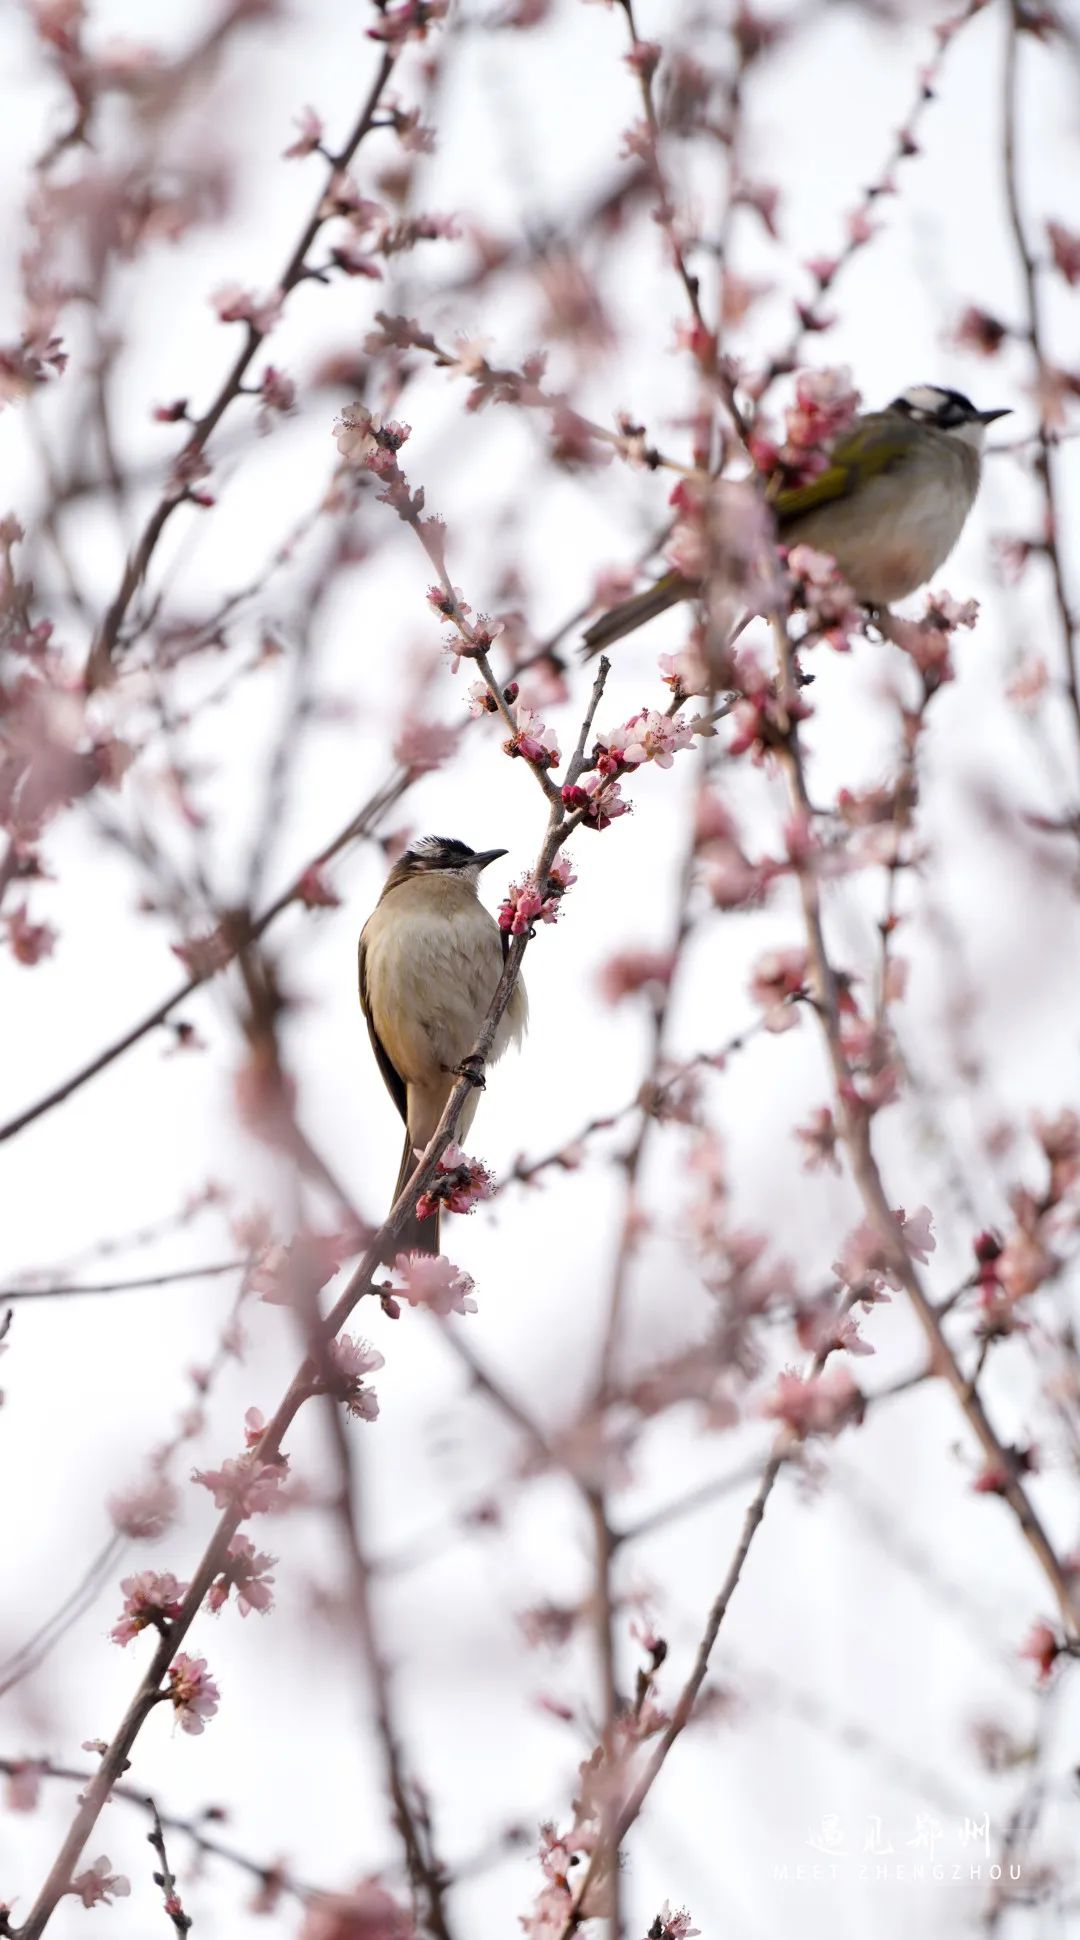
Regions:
[[581, 384, 1010, 654], [358, 835, 528, 1257]]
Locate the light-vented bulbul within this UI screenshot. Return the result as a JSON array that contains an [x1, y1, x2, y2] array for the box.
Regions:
[[359, 835, 527, 1256]]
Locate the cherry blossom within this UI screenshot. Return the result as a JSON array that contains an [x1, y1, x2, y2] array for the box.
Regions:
[[107, 1474, 178, 1541], [111, 1569, 187, 1645], [193, 1442, 289, 1517], [1019, 1620, 1062, 1683], [415, 1143, 494, 1220], [283, 105, 325, 159], [760, 1366, 864, 1438], [597, 948, 676, 1005], [299, 1883, 416, 1940], [1047, 219, 1080, 286], [748, 947, 808, 1030], [326, 1332, 386, 1421], [212, 284, 283, 335], [68, 1856, 131, 1910], [208, 1534, 277, 1616], [167, 1652, 220, 1734], [392, 1253, 478, 1316], [650, 1905, 701, 1940], [503, 698, 561, 769]]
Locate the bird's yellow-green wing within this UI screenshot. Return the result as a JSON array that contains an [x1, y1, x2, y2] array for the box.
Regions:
[[770, 416, 908, 528]]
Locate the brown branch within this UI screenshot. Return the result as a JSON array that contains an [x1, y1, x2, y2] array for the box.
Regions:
[[768, 613, 1080, 1633], [0, 1261, 244, 1302], [1001, 1, 1080, 774], [85, 47, 399, 685]]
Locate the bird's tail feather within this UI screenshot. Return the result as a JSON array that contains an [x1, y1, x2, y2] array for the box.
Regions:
[[388, 1128, 440, 1259], [581, 571, 692, 655]]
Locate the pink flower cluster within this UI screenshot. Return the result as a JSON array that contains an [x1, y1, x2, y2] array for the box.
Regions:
[[749, 366, 860, 488], [761, 1365, 864, 1438], [208, 1534, 277, 1617], [597, 948, 677, 1007], [367, 0, 450, 44], [334, 403, 411, 478], [560, 771, 630, 830], [503, 697, 561, 769], [594, 709, 694, 775], [68, 1857, 130, 1910], [832, 1205, 935, 1299], [193, 1412, 289, 1518], [167, 1652, 220, 1734], [498, 852, 577, 935], [748, 947, 808, 1030], [415, 1142, 494, 1221], [785, 543, 863, 652], [326, 1332, 386, 1422], [392, 1253, 478, 1317], [111, 1569, 187, 1646]]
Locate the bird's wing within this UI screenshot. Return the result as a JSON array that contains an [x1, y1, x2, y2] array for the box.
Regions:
[[358, 932, 408, 1126], [771, 416, 908, 527]]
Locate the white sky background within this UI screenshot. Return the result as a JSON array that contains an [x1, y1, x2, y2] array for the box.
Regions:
[[1, 0, 1080, 1936]]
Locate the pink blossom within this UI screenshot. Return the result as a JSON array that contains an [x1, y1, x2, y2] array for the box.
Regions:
[[326, 1333, 385, 1421], [5, 904, 56, 965], [653, 1906, 701, 1940], [171, 923, 234, 979], [167, 1652, 220, 1734], [283, 105, 324, 159], [1047, 219, 1080, 286], [591, 563, 638, 611], [296, 865, 341, 909], [368, 1, 450, 46], [334, 403, 411, 470], [794, 1106, 840, 1173], [953, 305, 1008, 356], [658, 648, 708, 697], [108, 1474, 178, 1541], [300, 1883, 416, 1940], [786, 543, 863, 651], [467, 679, 496, 717], [208, 1534, 277, 1616], [111, 1569, 187, 1646], [833, 1205, 934, 1295], [1006, 655, 1049, 710], [548, 853, 577, 892], [5, 1758, 45, 1812], [503, 698, 560, 768], [68, 1856, 131, 1910], [394, 718, 459, 773], [1019, 1620, 1061, 1683], [193, 1444, 289, 1517], [392, 1253, 478, 1316], [415, 1143, 495, 1220], [760, 1366, 863, 1438], [498, 871, 562, 933], [257, 364, 296, 429], [597, 949, 676, 1006], [560, 771, 630, 829], [748, 947, 807, 1030], [598, 709, 695, 771], [213, 285, 283, 335]]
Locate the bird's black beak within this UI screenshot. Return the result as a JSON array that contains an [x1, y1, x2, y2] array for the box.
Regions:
[[977, 407, 1011, 424], [473, 847, 509, 871]]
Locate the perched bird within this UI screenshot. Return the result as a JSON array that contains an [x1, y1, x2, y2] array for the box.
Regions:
[[359, 835, 528, 1257], [581, 384, 1010, 654]]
